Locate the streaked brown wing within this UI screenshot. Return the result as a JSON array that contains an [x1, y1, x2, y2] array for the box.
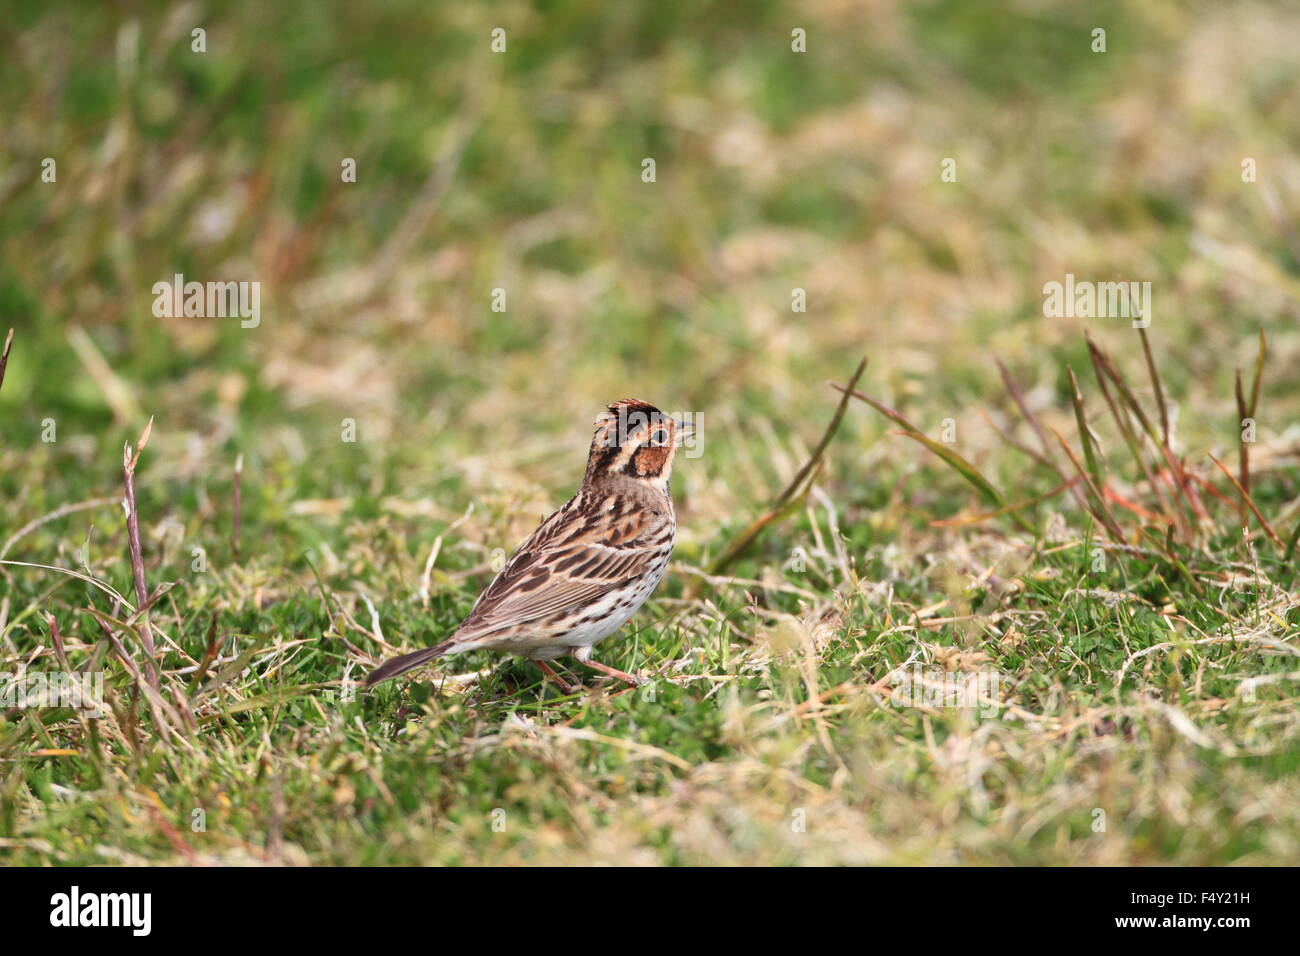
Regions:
[[450, 492, 668, 643]]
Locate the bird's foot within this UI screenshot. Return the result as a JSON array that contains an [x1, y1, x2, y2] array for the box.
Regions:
[[534, 660, 581, 695], [574, 657, 642, 688]]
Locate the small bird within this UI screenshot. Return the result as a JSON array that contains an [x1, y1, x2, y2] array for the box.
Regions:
[[367, 399, 684, 692]]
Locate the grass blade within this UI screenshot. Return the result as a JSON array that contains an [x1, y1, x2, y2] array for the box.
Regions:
[[1209, 454, 1282, 548], [703, 356, 867, 582], [1087, 335, 1179, 531], [1092, 339, 1208, 525], [1235, 369, 1250, 495], [837, 382, 1035, 534], [1048, 427, 1127, 542], [1137, 326, 1170, 449], [0, 328, 12, 395], [1238, 330, 1267, 495], [1067, 367, 1105, 493], [776, 356, 866, 506]]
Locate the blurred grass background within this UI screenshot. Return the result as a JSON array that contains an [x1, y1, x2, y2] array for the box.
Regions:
[[1, 0, 1298, 865]]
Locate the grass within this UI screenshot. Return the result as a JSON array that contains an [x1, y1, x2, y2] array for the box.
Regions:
[[1, 0, 1298, 865]]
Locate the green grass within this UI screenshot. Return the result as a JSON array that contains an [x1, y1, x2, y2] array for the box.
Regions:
[[1, 0, 1298, 865]]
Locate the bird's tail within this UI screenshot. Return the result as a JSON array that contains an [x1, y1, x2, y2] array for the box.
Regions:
[[365, 638, 456, 687]]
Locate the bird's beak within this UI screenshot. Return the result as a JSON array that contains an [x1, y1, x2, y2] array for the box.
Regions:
[[674, 418, 695, 435]]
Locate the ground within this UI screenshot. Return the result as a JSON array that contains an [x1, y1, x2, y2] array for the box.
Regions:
[[1, 0, 1298, 865]]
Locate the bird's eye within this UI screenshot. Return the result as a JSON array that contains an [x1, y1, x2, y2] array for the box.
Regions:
[[650, 429, 669, 445]]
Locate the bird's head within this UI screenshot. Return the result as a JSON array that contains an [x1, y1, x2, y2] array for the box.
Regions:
[[584, 399, 685, 490]]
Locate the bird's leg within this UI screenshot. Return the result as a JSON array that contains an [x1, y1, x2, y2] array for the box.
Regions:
[[534, 660, 580, 694], [574, 656, 642, 687]]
